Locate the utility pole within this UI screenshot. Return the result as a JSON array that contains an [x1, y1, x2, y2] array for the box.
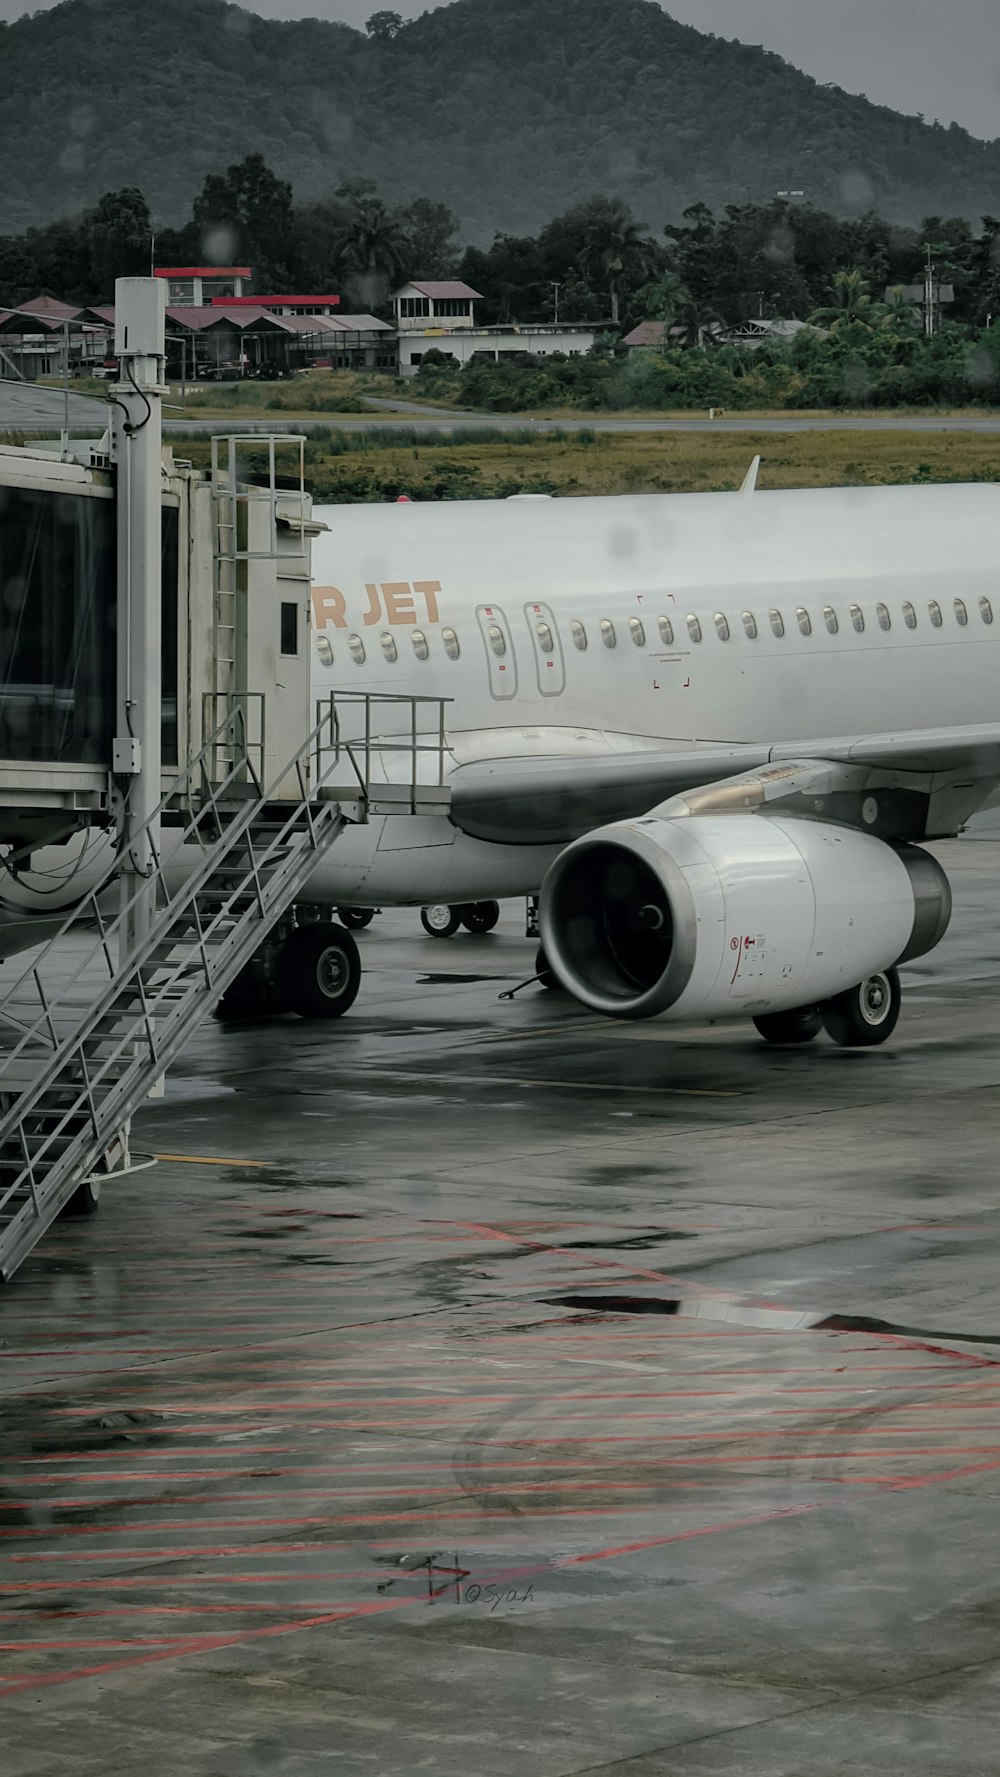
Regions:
[[550, 281, 561, 327], [111, 277, 167, 966], [924, 242, 935, 338]]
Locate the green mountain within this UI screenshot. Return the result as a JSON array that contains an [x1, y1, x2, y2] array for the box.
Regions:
[[2, 0, 999, 237]]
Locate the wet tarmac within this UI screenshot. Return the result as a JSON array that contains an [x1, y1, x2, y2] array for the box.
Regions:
[[6, 817, 1000, 1772]]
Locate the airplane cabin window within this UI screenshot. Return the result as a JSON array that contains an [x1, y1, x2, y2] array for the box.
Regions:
[[876, 603, 891, 632], [315, 635, 334, 667], [380, 632, 398, 662], [928, 600, 943, 629], [571, 620, 588, 650], [903, 602, 917, 630], [850, 605, 865, 634], [796, 607, 811, 637], [536, 621, 556, 653], [687, 614, 703, 644], [954, 598, 969, 627], [442, 627, 460, 659], [600, 619, 617, 649], [629, 617, 646, 647], [348, 634, 366, 665], [823, 607, 838, 635], [715, 613, 730, 641], [742, 611, 757, 639], [487, 623, 507, 657], [769, 608, 784, 638], [411, 630, 429, 660], [658, 616, 674, 646], [980, 597, 994, 625]]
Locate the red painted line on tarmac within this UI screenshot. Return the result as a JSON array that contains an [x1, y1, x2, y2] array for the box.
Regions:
[[0, 1501, 819, 1697]]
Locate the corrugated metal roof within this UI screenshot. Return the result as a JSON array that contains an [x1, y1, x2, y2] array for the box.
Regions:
[[399, 281, 482, 300]]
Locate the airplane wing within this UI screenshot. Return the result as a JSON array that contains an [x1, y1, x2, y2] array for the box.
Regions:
[[449, 723, 1000, 845]]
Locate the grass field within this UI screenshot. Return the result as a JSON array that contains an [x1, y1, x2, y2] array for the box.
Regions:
[[162, 425, 1000, 501]]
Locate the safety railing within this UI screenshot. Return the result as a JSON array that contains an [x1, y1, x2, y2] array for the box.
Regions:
[[314, 691, 451, 816]]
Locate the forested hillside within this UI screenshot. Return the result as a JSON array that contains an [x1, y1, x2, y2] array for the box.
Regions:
[[2, 0, 1000, 237]]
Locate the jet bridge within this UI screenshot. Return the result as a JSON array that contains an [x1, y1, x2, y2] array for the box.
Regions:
[[0, 277, 450, 1282]]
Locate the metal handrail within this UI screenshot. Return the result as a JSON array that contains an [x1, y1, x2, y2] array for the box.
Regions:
[[314, 692, 451, 815]]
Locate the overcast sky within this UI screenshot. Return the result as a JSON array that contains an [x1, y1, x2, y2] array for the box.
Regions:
[[3, 0, 999, 141]]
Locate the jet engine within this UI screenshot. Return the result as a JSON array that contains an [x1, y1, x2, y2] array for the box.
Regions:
[[538, 814, 951, 1022]]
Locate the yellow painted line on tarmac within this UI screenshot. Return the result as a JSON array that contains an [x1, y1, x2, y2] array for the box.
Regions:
[[152, 1154, 272, 1167]]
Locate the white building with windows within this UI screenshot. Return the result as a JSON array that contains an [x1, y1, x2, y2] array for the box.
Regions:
[[392, 281, 597, 376]]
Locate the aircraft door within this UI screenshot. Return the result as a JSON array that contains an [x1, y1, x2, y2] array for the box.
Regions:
[[476, 603, 518, 700], [523, 600, 566, 696]]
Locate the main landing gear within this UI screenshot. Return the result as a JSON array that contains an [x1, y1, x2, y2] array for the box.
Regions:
[[419, 900, 501, 938], [216, 919, 362, 1021], [753, 967, 902, 1049]]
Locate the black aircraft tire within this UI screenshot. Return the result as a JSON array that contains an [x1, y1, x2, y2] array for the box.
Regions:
[[459, 901, 501, 934], [420, 905, 463, 938], [820, 968, 902, 1048], [337, 906, 376, 930], [535, 945, 562, 990], [753, 1007, 823, 1046], [287, 923, 362, 1020], [62, 1176, 101, 1217]]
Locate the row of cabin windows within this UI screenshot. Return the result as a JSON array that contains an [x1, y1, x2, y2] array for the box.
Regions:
[[315, 594, 995, 669], [680, 595, 993, 645]]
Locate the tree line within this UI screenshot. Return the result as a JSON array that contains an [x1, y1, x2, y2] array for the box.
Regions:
[[4, 153, 1000, 411], [3, 154, 1000, 333]]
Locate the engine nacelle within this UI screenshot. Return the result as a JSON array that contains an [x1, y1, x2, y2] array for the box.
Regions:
[[539, 814, 951, 1022]]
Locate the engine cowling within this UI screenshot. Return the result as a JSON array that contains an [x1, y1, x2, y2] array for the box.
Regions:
[[539, 814, 951, 1022]]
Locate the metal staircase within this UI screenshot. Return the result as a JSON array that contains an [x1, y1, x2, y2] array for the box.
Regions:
[[0, 706, 350, 1284]]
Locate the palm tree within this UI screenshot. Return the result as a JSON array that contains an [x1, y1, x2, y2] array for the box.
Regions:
[[336, 198, 408, 283], [879, 285, 922, 336], [579, 200, 661, 327], [808, 268, 880, 329]]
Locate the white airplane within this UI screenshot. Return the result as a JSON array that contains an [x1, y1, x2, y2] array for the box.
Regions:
[[4, 477, 1000, 1047]]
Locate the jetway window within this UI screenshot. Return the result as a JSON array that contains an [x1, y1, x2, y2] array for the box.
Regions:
[[687, 615, 702, 644], [902, 602, 917, 630], [714, 613, 730, 641], [629, 618, 646, 648], [796, 607, 811, 637], [980, 598, 994, 625], [742, 611, 757, 639], [315, 634, 334, 667], [487, 624, 507, 657], [954, 598, 969, 628], [850, 605, 865, 633], [823, 607, 838, 634], [0, 484, 115, 764], [380, 632, 398, 662], [876, 603, 891, 632], [600, 620, 617, 649], [769, 609, 784, 638], [658, 616, 674, 646], [442, 628, 460, 659], [570, 620, 588, 650], [348, 634, 366, 664], [928, 600, 943, 629], [411, 630, 429, 660], [280, 602, 299, 656], [536, 621, 555, 654]]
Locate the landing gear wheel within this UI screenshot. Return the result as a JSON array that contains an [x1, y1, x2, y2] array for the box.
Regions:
[[215, 967, 269, 1020], [820, 968, 901, 1048], [337, 906, 375, 930], [287, 922, 361, 1019], [459, 900, 500, 934], [753, 1007, 822, 1046], [62, 1176, 101, 1217], [535, 945, 562, 990], [421, 905, 462, 938]]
